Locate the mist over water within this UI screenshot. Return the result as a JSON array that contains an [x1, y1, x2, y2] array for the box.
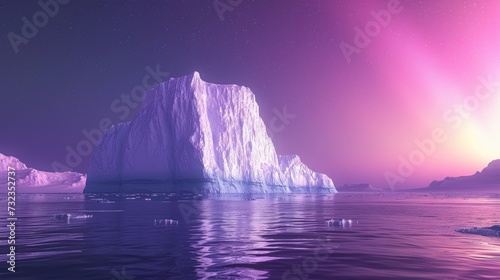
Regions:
[[1, 192, 499, 279]]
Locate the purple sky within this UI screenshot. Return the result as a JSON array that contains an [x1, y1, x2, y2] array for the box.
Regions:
[[1, 0, 500, 189]]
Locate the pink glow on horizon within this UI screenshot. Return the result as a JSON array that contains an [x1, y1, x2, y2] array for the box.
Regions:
[[307, 0, 500, 188]]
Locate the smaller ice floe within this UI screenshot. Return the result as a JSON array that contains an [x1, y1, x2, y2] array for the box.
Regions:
[[154, 219, 179, 226], [90, 198, 115, 203], [54, 213, 93, 224], [326, 219, 354, 227], [457, 225, 500, 237], [54, 213, 93, 220], [73, 214, 93, 219]]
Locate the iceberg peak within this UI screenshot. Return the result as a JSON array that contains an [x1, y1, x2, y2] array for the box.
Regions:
[[0, 152, 28, 170], [192, 71, 201, 80]]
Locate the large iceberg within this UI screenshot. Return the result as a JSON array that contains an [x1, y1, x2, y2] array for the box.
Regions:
[[0, 153, 86, 193], [85, 72, 335, 193]]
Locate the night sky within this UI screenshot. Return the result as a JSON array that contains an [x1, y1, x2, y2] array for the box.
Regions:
[[1, 0, 500, 189]]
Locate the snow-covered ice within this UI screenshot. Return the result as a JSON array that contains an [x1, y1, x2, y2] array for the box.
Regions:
[[85, 72, 335, 194], [0, 153, 86, 193]]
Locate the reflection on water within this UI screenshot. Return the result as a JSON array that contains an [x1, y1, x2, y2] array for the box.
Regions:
[[0, 192, 499, 279]]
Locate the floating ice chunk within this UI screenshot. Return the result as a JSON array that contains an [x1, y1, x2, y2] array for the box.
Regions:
[[326, 218, 353, 227], [154, 219, 179, 226], [90, 198, 115, 203], [54, 213, 93, 221], [73, 214, 93, 219], [457, 225, 500, 237]]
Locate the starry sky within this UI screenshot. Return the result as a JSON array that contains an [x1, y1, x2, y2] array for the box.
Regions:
[[1, 0, 500, 189]]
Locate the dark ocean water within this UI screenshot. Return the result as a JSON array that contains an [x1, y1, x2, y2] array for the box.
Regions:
[[1, 192, 499, 279]]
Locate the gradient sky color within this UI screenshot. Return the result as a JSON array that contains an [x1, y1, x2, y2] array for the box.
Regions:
[[1, 0, 500, 189]]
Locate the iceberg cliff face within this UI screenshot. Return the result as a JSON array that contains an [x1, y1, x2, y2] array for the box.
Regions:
[[85, 72, 335, 193], [0, 153, 86, 193]]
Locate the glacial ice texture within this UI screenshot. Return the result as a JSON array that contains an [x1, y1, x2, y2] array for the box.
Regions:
[[85, 72, 335, 193], [0, 153, 86, 193]]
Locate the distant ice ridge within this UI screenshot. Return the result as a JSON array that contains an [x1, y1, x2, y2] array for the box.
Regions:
[[335, 183, 385, 192], [428, 159, 500, 191], [85, 72, 335, 193], [0, 153, 86, 193]]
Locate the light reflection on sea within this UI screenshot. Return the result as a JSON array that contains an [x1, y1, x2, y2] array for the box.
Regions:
[[0, 192, 499, 279]]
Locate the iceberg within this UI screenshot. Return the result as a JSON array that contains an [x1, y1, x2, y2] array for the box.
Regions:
[[85, 72, 335, 193], [0, 153, 86, 193]]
